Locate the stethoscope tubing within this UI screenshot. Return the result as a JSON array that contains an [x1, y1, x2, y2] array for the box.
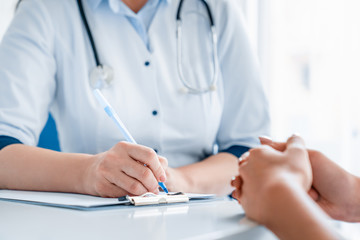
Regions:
[[176, 0, 219, 94], [77, 0, 101, 67], [176, 0, 215, 26], [77, 0, 219, 94]]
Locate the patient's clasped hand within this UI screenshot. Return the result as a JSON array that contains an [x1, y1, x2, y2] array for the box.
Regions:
[[231, 135, 360, 240]]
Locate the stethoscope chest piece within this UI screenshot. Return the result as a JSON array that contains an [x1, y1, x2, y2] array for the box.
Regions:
[[90, 65, 114, 90]]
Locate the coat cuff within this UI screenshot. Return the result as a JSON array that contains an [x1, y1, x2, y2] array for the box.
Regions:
[[0, 135, 23, 150], [220, 145, 250, 158]]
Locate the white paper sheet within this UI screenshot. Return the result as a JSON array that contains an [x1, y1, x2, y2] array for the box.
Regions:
[[0, 190, 216, 209]]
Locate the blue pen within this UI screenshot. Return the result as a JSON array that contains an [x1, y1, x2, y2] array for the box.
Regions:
[[93, 89, 168, 194]]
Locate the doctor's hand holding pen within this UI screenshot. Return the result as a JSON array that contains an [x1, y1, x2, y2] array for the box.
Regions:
[[89, 90, 192, 197], [84, 142, 168, 197]]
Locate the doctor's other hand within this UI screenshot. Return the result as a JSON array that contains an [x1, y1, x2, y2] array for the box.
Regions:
[[232, 135, 312, 224], [83, 142, 168, 197], [259, 136, 360, 222]]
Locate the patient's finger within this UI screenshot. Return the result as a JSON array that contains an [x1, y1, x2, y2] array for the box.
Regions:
[[285, 135, 307, 156], [232, 187, 242, 202], [259, 136, 272, 145], [232, 190, 241, 202], [240, 151, 250, 161], [231, 177, 236, 187], [308, 187, 320, 201], [231, 176, 242, 189], [259, 136, 286, 152]]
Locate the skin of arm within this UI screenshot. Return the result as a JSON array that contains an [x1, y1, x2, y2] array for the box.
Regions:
[[259, 181, 341, 240], [260, 136, 360, 222], [165, 152, 239, 195], [0, 142, 168, 198], [307, 150, 360, 222], [0, 143, 237, 196], [231, 135, 340, 240], [0, 144, 92, 194]]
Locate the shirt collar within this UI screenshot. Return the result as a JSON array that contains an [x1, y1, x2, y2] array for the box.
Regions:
[[87, 0, 102, 10], [87, 0, 171, 12]]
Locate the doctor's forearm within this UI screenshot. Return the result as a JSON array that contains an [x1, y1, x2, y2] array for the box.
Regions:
[[0, 144, 92, 193], [177, 153, 238, 195]]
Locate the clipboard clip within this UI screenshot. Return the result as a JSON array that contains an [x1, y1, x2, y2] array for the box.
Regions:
[[126, 192, 189, 206]]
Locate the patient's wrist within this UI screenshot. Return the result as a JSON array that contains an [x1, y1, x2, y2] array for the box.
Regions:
[[261, 181, 296, 224], [262, 180, 340, 240], [351, 176, 360, 221], [340, 175, 360, 222], [260, 176, 305, 225]]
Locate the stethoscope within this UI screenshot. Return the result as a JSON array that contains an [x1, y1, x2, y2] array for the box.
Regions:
[[77, 0, 219, 94]]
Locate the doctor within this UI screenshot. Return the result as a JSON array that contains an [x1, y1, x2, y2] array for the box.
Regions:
[[0, 0, 269, 197]]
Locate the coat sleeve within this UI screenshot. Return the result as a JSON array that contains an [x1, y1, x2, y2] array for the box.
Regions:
[[0, 0, 56, 146], [214, 0, 271, 151]]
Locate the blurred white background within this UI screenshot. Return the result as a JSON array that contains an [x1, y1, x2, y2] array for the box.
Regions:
[[1, 0, 360, 238], [240, 0, 360, 177]]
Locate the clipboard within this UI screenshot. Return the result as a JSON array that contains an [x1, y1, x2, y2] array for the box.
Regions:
[[0, 190, 216, 210], [123, 192, 189, 206]]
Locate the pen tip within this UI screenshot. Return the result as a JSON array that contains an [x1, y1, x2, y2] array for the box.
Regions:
[[159, 182, 169, 193]]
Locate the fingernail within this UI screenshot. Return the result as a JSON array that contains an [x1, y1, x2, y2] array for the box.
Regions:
[[259, 136, 272, 143], [291, 133, 300, 138], [259, 136, 272, 141], [160, 175, 166, 182], [240, 151, 249, 159]]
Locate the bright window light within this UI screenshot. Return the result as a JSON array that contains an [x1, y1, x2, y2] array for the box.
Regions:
[[242, 0, 360, 178]]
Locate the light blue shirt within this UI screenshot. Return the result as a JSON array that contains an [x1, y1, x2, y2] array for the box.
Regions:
[[92, 0, 167, 49], [0, 0, 270, 167]]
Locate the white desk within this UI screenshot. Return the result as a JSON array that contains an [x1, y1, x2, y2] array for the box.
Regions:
[[0, 198, 279, 240], [2, 197, 359, 240]]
